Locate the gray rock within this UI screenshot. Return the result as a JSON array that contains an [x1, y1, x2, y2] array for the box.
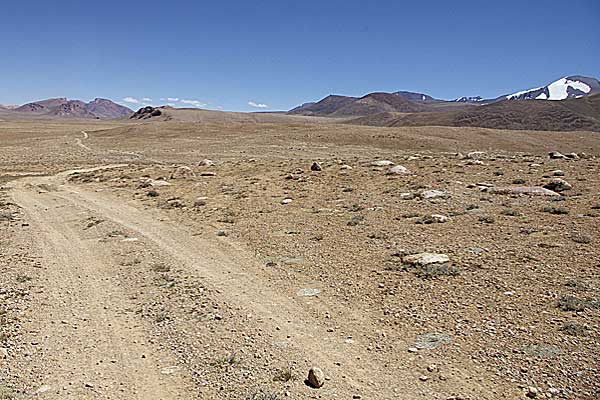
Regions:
[[307, 367, 325, 388], [420, 189, 449, 199], [543, 178, 572, 192], [466, 151, 487, 160], [483, 186, 560, 196], [197, 159, 215, 167], [170, 166, 195, 179], [403, 253, 450, 266], [297, 288, 321, 297], [371, 160, 394, 167], [387, 165, 410, 175], [311, 162, 322, 171], [549, 151, 567, 159]]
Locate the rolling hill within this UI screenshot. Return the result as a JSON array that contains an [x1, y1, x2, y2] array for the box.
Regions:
[[9, 98, 132, 119]]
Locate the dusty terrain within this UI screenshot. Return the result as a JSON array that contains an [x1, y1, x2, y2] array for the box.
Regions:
[[1, 118, 599, 399]]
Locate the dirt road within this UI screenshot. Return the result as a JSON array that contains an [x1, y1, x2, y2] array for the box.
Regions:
[[9, 167, 449, 399]]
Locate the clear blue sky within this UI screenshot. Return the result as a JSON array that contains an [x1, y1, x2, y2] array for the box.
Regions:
[[1, 0, 598, 111]]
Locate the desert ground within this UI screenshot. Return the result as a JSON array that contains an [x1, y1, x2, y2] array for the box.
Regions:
[[0, 118, 599, 400]]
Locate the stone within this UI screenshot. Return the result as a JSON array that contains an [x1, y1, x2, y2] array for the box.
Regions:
[[197, 159, 215, 167], [371, 160, 394, 167], [281, 198, 293, 205], [543, 178, 572, 192], [307, 367, 325, 388], [483, 186, 560, 196], [403, 253, 450, 266], [0, 348, 7, 359], [466, 151, 487, 160], [399, 192, 415, 200], [170, 166, 195, 179], [420, 189, 449, 199], [194, 197, 208, 207], [142, 178, 171, 188], [549, 151, 567, 159], [419, 375, 429, 381], [311, 162, 322, 171], [565, 152, 580, 160], [387, 165, 410, 175], [297, 288, 321, 297], [417, 214, 448, 224], [340, 164, 353, 170], [525, 386, 539, 398], [551, 170, 565, 177]]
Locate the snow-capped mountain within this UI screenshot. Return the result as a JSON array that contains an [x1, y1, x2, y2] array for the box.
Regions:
[[505, 75, 600, 101]]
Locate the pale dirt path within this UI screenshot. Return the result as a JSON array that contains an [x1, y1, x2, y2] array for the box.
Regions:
[[8, 167, 501, 399], [11, 172, 199, 399]]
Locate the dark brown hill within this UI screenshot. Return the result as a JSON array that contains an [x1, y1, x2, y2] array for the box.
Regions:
[[351, 94, 600, 132]]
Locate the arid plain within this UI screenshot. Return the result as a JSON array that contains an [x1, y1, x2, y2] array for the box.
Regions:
[[1, 116, 599, 399]]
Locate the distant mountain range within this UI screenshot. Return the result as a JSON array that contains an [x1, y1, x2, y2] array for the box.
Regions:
[[1, 98, 132, 119], [289, 75, 600, 116]]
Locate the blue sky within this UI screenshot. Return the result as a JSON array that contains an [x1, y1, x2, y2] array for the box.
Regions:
[[1, 0, 598, 111]]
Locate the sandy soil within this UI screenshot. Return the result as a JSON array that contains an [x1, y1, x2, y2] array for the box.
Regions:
[[1, 119, 598, 399]]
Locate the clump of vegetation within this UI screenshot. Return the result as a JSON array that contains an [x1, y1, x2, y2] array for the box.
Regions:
[[414, 264, 460, 279], [501, 208, 522, 217], [146, 190, 159, 197], [466, 204, 479, 210], [273, 366, 295, 382], [247, 389, 280, 400], [15, 274, 31, 283], [151, 263, 171, 272], [0, 385, 15, 400], [512, 178, 526, 184], [560, 322, 589, 336], [571, 234, 592, 244], [542, 206, 568, 215], [558, 295, 590, 312], [347, 215, 364, 226], [478, 215, 495, 224]]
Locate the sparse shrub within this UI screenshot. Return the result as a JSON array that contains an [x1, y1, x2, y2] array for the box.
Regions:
[[348, 204, 363, 212], [347, 215, 364, 226], [542, 206, 568, 215], [479, 215, 495, 224], [512, 178, 526, 184], [501, 208, 522, 217], [560, 322, 589, 336], [273, 366, 295, 382], [151, 263, 171, 272], [147, 190, 159, 197], [16, 274, 31, 283], [571, 234, 592, 244], [466, 204, 479, 210], [0, 385, 15, 400], [247, 389, 280, 400], [493, 170, 504, 176], [414, 264, 460, 279], [401, 212, 421, 219], [558, 295, 588, 312]]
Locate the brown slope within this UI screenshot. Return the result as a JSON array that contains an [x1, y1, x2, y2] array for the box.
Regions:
[[288, 95, 358, 116], [351, 94, 600, 132], [329, 92, 428, 117], [13, 98, 132, 119]]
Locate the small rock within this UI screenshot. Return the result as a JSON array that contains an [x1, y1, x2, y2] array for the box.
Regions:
[[420, 189, 449, 199], [311, 162, 322, 171], [483, 186, 560, 197], [399, 192, 415, 200], [427, 364, 438, 372], [0, 348, 8, 359], [549, 151, 566, 159], [543, 178, 572, 192], [170, 165, 195, 179], [297, 288, 321, 297], [340, 164, 353, 170], [387, 165, 410, 175], [525, 386, 539, 398], [307, 367, 325, 388], [194, 197, 208, 207], [415, 332, 452, 349], [403, 252, 450, 266], [565, 152, 580, 160], [216, 230, 227, 237], [419, 375, 429, 381], [551, 170, 565, 177], [197, 159, 215, 167], [200, 171, 216, 177], [371, 160, 394, 167], [281, 198, 293, 205], [466, 151, 487, 160], [407, 347, 419, 353]]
